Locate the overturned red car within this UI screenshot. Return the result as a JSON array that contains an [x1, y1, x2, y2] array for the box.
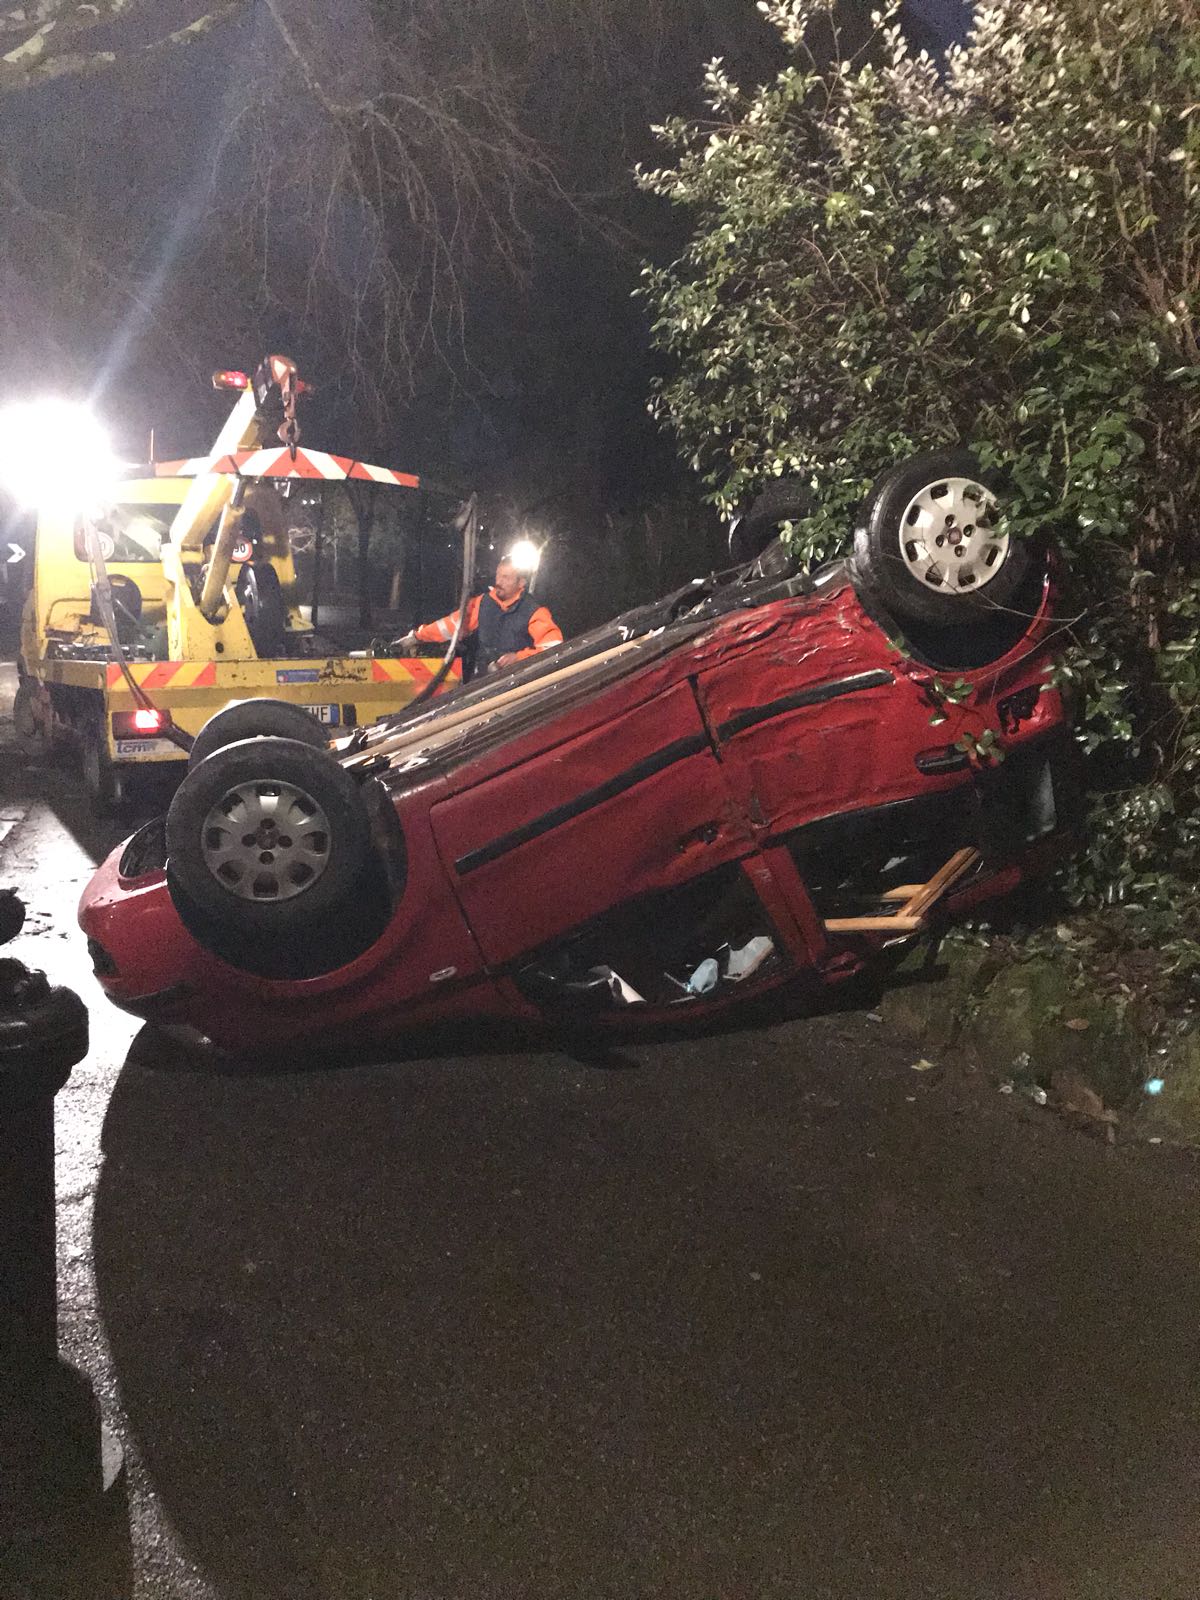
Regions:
[[80, 450, 1077, 1057]]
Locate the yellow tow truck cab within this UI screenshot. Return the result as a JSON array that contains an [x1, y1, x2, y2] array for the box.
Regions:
[[15, 358, 460, 809]]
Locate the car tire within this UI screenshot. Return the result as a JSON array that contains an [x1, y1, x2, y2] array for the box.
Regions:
[[730, 478, 814, 566], [188, 698, 330, 770], [165, 736, 379, 961], [81, 714, 125, 816], [853, 449, 1029, 627]]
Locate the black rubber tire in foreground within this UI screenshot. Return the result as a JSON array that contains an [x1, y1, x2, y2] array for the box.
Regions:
[[853, 449, 1030, 628], [165, 737, 383, 975], [188, 698, 331, 770]]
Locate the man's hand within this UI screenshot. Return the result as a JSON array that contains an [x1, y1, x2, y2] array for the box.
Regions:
[[391, 631, 419, 654], [494, 652, 519, 670]]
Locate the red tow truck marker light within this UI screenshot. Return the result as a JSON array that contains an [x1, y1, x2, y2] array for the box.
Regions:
[[211, 370, 251, 391], [112, 708, 171, 738]]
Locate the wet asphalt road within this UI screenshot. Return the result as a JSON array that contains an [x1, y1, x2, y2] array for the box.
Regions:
[[3, 661, 1200, 1599]]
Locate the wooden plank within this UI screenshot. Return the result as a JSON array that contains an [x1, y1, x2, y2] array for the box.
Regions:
[[900, 847, 980, 921], [343, 640, 645, 769], [824, 847, 981, 936], [823, 914, 924, 934]]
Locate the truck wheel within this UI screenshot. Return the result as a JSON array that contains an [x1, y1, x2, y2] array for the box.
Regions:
[[165, 737, 381, 970], [189, 698, 331, 769], [236, 562, 288, 658], [81, 716, 125, 816], [853, 449, 1030, 627], [12, 679, 42, 754]]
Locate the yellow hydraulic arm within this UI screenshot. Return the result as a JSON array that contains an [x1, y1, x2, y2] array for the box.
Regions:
[[162, 355, 302, 661]]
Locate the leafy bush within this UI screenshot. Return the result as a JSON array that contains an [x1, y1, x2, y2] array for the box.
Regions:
[[639, 0, 1200, 964]]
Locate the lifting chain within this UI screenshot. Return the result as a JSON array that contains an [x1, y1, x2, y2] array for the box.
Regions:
[[278, 365, 301, 460], [259, 353, 302, 459]]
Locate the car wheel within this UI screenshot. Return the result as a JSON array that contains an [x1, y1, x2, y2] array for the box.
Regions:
[[853, 449, 1030, 627], [165, 736, 378, 962], [189, 698, 331, 769], [81, 715, 125, 816], [730, 478, 813, 566]]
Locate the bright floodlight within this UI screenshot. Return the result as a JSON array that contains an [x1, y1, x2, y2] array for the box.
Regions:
[[508, 537, 542, 573], [0, 399, 119, 513]]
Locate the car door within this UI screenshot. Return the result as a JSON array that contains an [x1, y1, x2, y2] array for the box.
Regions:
[[693, 598, 986, 933], [428, 678, 754, 971], [694, 610, 899, 844]]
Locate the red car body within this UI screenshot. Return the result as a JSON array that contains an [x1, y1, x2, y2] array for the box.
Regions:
[[80, 555, 1074, 1056]]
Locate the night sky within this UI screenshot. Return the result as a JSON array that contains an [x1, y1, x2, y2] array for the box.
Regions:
[[1, 0, 968, 625]]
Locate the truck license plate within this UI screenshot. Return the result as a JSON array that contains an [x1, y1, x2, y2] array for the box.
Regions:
[[309, 704, 341, 725]]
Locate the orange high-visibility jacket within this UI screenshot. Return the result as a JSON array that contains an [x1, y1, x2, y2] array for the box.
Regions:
[[414, 585, 563, 662]]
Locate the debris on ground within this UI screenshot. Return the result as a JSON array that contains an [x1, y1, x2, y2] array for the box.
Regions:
[[1050, 1067, 1119, 1143]]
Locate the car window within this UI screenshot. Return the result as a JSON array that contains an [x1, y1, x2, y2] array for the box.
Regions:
[[73, 504, 177, 564]]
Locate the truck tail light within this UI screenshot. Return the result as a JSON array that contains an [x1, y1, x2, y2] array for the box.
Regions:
[[211, 370, 251, 391], [112, 709, 170, 738]]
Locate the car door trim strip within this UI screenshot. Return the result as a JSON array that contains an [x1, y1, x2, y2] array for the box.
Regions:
[[454, 732, 710, 875], [716, 668, 893, 741]]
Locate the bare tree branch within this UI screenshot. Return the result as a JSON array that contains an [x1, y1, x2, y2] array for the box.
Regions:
[[0, 0, 780, 436], [259, 0, 370, 117], [1, 0, 154, 51], [0, 0, 245, 93]]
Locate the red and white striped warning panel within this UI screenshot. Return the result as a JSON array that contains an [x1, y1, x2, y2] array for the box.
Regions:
[[152, 448, 421, 487], [105, 661, 218, 689], [103, 659, 461, 690]]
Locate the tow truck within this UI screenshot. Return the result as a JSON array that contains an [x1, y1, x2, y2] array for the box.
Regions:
[[12, 356, 464, 810]]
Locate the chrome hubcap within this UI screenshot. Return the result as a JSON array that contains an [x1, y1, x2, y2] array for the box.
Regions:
[[200, 779, 331, 901], [898, 476, 1008, 595]]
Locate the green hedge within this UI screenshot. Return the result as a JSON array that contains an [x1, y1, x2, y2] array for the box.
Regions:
[[639, 0, 1200, 977]]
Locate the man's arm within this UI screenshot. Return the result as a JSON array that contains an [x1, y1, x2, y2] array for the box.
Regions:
[[496, 605, 564, 667], [413, 594, 482, 646]]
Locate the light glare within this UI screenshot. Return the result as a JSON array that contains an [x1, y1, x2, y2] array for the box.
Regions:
[[508, 537, 541, 573], [0, 400, 119, 513]]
